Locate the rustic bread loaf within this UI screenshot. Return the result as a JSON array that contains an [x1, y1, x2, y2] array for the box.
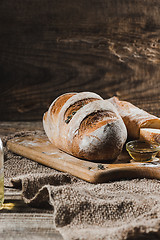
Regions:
[[140, 128, 160, 144], [43, 92, 127, 162], [109, 96, 160, 139]]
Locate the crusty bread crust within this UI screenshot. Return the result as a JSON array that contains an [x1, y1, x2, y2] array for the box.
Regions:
[[140, 128, 160, 157], [109, 96, 160, 139], [140, 128, 160, 144], [43, 92, 127, 162]]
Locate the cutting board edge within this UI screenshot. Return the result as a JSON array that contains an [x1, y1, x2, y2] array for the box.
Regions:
[[6, 136, 160, 183], [7, 139, 100, 183]]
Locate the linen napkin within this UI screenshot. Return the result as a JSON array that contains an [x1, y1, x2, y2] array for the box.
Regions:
[[3, 131, 160, 240]]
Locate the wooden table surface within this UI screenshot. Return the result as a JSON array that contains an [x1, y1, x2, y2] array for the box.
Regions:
[[0, 121, 63, 240]]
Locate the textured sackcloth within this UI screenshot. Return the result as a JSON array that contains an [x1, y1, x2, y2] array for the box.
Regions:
[[2, 131, 160, 240]]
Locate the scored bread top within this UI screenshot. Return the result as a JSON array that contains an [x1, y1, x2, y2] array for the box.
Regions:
[[43, 92, 127, 161], [43, 92, 102, 145], [43, 92, 76, 145], [65, 99, 127, 160]]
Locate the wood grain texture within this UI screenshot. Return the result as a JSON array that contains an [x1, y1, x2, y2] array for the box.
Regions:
[[0, 212, 63, 240], [0, 0, 160, 120], [0, 121, 43, 137], [7, 135, 160, 183]]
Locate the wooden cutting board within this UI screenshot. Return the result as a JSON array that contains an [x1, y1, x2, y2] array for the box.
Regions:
[[7, 136, 160, 183]]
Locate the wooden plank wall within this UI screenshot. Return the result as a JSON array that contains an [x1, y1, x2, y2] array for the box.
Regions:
[[0, 0, 160, 121]]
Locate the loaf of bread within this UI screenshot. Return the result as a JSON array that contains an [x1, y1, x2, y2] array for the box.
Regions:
[[43, 92, 127, 162], [140, 128, 160, 143], [109, 96, 160, 139], [140, 128, 160, 157]]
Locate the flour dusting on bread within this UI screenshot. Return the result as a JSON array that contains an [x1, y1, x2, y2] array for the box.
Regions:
[[43, 92, 127, 162], [109, 96, 160, 139]]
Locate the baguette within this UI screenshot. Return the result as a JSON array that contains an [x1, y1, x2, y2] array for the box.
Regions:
[[43, 92, 127, 162], [140, 128, 160, 156], [108, 96, 160, 139]]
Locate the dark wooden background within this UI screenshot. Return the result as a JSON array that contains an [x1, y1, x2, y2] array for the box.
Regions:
[[0, 0, 160, 121]]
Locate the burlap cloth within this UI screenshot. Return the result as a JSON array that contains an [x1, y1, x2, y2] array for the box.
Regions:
[[2, 131, 160, 240]]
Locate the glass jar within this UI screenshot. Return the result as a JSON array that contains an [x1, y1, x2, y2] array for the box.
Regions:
[[0, 139, 4, 208]]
